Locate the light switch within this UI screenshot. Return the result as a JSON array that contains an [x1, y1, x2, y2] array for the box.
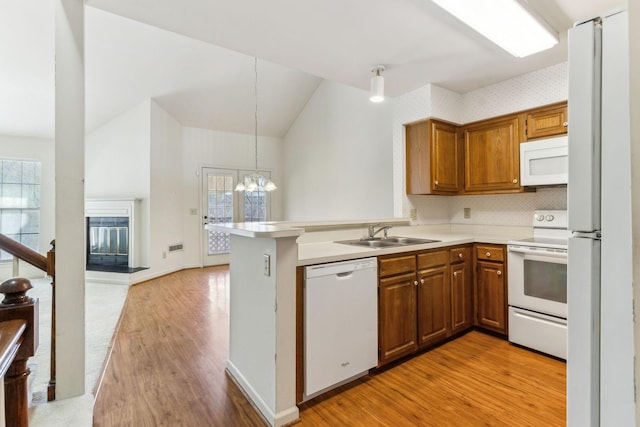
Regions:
[[263, 254, 271, 276]]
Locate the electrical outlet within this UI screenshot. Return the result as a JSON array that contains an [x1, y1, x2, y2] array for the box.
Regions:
[[464, 208, 471, 219], [410, 208, 417, 221], [263, 254, 271, 276]]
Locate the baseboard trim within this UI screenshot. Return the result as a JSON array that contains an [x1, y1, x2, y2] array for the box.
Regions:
[[225, 361, 299, 427]]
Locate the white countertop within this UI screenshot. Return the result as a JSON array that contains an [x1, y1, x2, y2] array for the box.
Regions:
[[297, 231, 527, 266], [205, 221, 531, 266], [206, 222, 304, 239]]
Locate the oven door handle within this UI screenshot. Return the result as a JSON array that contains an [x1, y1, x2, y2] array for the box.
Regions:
[[508, 246, 567, 258]]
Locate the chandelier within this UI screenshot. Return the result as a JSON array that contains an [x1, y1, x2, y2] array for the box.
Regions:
[[234, 57, 277, 192]]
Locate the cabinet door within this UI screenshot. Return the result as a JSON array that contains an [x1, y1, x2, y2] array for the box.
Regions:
[[405, 119, 460, 195], [416, 265, 450, 348], [476, 260, 507, 334], [430, 120, 461, 193], [378, 272, 418, 365], [406, 121, 431, 195], [463, 116, 522, 193], [525, 102, 568, 140], [450, 257, 473, 334]]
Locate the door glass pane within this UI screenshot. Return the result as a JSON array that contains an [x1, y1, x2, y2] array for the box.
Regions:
[[523, 260, 567, 303], [243, 190, 267, 222], [206, 173, 234, 255]]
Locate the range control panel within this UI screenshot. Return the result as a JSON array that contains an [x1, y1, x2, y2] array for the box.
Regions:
[[532, 210, 567, 229]]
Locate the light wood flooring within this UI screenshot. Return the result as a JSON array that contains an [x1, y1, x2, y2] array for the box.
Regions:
[[93, 266, 566, 426]]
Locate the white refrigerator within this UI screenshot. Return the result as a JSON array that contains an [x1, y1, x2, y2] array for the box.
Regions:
[[567, 9, 635, 427]]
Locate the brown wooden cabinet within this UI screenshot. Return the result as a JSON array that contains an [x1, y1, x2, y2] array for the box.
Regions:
[[378, 254, 418, 365], [525, 101, 568, 140], [405, 119, 461, 195], [416, 250, 450, 348], [378, 272, 418, 364], [474, 244, 507, 335], [378, 246, 474, 366], [450, 246, 473, 334], [462, 115, 524, 194]]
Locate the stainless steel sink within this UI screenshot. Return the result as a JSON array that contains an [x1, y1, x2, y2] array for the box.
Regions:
[[336, 237, 440, 249], [384, 237, 440, 245]]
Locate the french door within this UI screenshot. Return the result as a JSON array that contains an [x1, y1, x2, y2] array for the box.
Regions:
[[201, 167, 270, 266]]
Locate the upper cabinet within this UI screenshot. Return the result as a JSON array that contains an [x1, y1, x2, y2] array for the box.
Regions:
[[462, 115, 524, 194], [404, 101, 567, 196], [406, 119, 461, 195], [525, 101, 568, 140]]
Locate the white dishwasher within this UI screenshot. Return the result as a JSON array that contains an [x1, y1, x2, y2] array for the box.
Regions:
[[304, 257, 378, 399]]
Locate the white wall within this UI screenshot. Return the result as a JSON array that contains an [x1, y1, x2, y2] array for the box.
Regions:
[[181, 126, 283, 268], [282, 80, 393, 221], [0, 135, 55, 278], [146, 101, 184, 278], [394, 63, 569, 226], [86, 100, 151, 267]]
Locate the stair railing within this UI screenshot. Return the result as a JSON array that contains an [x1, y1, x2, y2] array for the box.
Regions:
[[0, 234, 56, 401]]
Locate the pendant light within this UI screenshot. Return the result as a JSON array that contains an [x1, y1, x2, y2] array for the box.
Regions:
[[370, 65, 385, 103], [234, 57, 278, 192]]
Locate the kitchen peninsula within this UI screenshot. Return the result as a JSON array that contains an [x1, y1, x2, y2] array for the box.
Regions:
[[208, 220, 531, 427]]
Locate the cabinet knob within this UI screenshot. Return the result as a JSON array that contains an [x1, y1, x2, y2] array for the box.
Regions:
[[512, 178, 518, 184], [497, 270, 502, 276], [458, 253, 463, 259], [434, 180, 439, 186], [453, 271, 458, 277], [420, 279, 425, 284], [414, 280, 418, 286], [486, 252, 491, 257], [563, 121, 568, 127]]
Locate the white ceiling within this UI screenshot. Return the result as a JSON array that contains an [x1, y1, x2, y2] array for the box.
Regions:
[[0, 0, 625, 139]]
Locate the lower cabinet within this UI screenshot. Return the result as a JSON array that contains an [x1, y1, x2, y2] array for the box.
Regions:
[[378, 272, 418, 364], [474, 244, 508, 334], [378, 245, 473, 367], [450, 246, 473, 334]]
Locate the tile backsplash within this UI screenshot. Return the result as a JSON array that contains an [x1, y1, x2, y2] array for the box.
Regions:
[[449, 187, 567, 226]]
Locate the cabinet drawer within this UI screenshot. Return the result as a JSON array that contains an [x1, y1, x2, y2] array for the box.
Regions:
[[476, 245, 504, 262], [379, 255, 416, 277], [450, 246, 471, 264], [417, 250, 448, 269]]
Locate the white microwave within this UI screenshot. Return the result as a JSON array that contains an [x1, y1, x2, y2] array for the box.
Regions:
[[520, 136, 568, 186]]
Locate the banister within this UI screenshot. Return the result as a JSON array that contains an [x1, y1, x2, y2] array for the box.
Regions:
[[0, 234, 47, 272], [0, 319, 26, 378]]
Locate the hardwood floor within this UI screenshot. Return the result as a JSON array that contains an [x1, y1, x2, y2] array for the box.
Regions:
[[93, 266, 566, 427]]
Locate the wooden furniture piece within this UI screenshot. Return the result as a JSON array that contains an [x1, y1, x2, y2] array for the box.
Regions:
[[404, 101, 567, 195], [378, 245, 474, 366], [405, 119, 461, 195], [450, 246, 473, 334], [462, 115, 524, 194], [0, 278, 38, 427], [525, 101, 568, 140], [474, 244, 508, 335]]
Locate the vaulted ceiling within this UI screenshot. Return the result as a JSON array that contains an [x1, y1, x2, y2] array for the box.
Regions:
[[0, 0, 625, 139]]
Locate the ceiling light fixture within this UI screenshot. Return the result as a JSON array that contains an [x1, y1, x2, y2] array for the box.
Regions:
[[431, 0, 558, 58], [235, 57, 277, 193], [370, 65, 385, 103]]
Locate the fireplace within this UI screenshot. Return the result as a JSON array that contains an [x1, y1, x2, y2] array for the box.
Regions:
[[85, 199, 143, 273], [87, 216, 129, 268]]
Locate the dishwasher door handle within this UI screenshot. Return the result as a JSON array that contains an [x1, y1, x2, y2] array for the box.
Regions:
[[336, 271, 354, 279]]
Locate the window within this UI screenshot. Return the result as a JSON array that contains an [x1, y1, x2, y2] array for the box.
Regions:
[[0, 160, 41, 260], [204, 168, 271, 256]]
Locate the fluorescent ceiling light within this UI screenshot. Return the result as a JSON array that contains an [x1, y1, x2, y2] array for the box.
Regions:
[[432, 0, 558, 57]]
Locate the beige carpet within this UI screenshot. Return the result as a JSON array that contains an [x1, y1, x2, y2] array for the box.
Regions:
[[24, 276, 129, 427]]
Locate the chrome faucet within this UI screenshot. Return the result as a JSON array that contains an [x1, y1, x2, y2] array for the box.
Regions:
[[366, 224, 393, 240]]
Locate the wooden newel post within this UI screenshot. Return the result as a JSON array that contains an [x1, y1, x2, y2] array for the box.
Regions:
[[0, 277, 39, 427]]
